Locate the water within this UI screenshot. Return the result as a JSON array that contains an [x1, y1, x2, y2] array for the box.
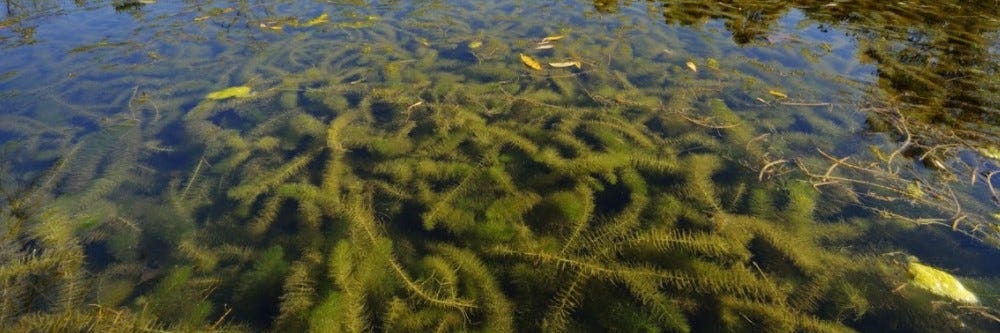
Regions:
[[2, 1, 999, 332]]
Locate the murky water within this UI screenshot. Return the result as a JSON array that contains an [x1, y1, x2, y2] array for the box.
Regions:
[[2, 1, 999, 331]]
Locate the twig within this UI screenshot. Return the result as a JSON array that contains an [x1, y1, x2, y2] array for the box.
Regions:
[[777, 101, 831, 107], [758, 159, 788, 181], [182, 157, 206, 199]]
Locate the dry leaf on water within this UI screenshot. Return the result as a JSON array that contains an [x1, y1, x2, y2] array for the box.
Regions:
[[520, 53, 542, 70], [768, 90, 788, 99], [549, 61, 581, 69], [541, 35, 565, 43]]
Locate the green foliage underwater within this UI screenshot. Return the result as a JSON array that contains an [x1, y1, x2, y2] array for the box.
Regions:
[[2, 0, 1000, 332]]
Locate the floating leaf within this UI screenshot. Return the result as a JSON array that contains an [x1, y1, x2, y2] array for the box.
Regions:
[[303, 13, 329, 27], [259, 23, 283, 31], [468, 40, 483, 49], [686, 61, 697, 72], [206, 86, 253, 100], [767, 90, 788, 99], [541, 35, 565, 43], [520, 53, 542, 70], [548, 61, 581, 69]]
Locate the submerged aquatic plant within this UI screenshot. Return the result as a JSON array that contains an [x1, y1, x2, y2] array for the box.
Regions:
[[2, 0, 999, 332]]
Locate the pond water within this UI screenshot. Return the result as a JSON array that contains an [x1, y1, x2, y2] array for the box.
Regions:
[[2, 0, 1000, 332]]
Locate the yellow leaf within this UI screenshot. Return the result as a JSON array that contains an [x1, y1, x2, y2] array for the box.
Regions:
[[520, 53, 542, 71], [468, 41, 483, 49], [541, 35, 565, 43], [548, 61, 581, 69], [768, 90, 788, 99], [206, 86, 253, 100], [303, 13, 329, 27], [978, 146, 1000, 161], [686, 61, 697, 72], [909, 262, 979, 303], [535, 43, 554, 50]]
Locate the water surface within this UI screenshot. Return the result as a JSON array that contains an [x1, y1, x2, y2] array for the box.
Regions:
[[2, 0, 1000, 331]]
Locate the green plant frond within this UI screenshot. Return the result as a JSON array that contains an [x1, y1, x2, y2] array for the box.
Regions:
[[580, 118, 657, 150], [618, 273, 691, 333], [534, 149, 633, 178], [481, 125, 541, 156], [484, 166, 520, 195], [719, 297, 854, 333], [493, 247, 617, 278], [248, 195, 284, 237], [433, 312, 467, 333], [373, 160, 416, 183], [485, 193, 542, 225], [227, 148, 321, 203], [414, 160, 476, 181], [384, 298, 441, 333], [178, 237, 220, 272], [549, 132, 592, 158], [726, 214, 827, 276], [618, 167, 651, 223], [557, 184, 597, 255], [368, 179, 412, 201], [542, 271, 586, 333], [787, 271, 841, 312], [344, 196, 477, 311], [275, 261, 317, 332], [434, 244, 515, 333], [782, 181, 819, 229], [421, 255, 461, 300], [680, 154, 725, 213], [629, 153, 680, 174], [421, 168, 482, 231], [626, 228, 751, 262]]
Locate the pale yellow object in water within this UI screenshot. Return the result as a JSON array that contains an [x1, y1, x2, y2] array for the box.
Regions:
[[303, 13, 329, 27], [768, 90, 788, 99], [548, 61, 581, 69], [908, 262, 978, 303], [541, 35, 565, 43], [519, 53, 542, 71], [206, 86, 253, 100], [979, 146, 1000, 161]]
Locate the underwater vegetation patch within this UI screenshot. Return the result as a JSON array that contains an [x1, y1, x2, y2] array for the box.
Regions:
[[2, 0, 1000, 332]]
